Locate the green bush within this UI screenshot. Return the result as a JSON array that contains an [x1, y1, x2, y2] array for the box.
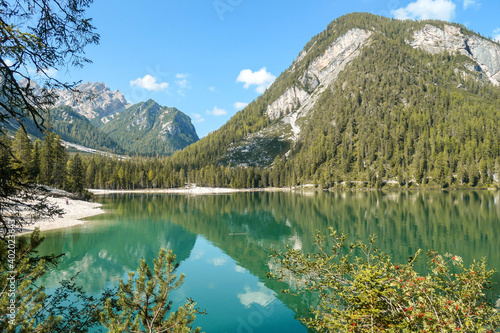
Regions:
[[269, 229, 500, 332]]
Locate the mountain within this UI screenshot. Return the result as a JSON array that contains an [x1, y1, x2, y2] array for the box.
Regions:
[[54, 81, 129, 126], [100, 99, 199, 156], [166, 13, 500, 188], [13, 81, 200, 156]]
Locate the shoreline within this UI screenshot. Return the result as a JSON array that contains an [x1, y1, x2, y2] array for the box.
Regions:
[[19, 197, 105, 235], [88, 185, 499, 196], [88, 186, 295, 195], [18, 185, 498, 235]]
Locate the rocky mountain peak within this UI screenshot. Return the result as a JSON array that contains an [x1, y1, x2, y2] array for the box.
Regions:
[[409, 24, 500, 85], [54, 81, 130, 120], [100, 99, 199, 155]]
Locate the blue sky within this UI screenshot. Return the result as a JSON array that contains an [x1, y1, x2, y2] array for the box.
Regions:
[[61, 0, 500, 138]]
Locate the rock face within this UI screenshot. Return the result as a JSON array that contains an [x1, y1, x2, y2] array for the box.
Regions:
[[266, 28, 373, 137], [224, 28, 373, 166], [264, 24, 500, 142], [410, 24, 500, 85], [266, 86, 308, 120], [54, 81, 129, 120]]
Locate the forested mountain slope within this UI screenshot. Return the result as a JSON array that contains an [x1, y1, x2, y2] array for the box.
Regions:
[[49, 106, 125, 154], [101, 99, 199, 156], [15, 13, 498, 190], [8, 81, 200, 156], [164, 13, 500, 188]]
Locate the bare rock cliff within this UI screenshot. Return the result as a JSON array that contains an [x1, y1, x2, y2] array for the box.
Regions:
[[266, 28, 373, 138], [55, 82, 129, 120], [410, 24, 500, 85]]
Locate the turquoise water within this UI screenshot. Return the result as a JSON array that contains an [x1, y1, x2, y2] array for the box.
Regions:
[[37, 191, 500, 332]]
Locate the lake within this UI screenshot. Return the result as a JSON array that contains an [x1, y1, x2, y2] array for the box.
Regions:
[[37, 191, 500, 332]]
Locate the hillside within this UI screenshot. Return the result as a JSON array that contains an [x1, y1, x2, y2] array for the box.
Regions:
[[50, 106, 125, 154], [101, 99, 199, 156], [162, 13, 500, 188]]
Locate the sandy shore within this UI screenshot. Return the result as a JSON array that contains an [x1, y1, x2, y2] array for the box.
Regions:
[[19, 197, 105, 235]]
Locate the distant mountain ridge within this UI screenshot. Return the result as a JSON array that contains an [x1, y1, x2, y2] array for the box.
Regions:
[[16, 81, 200, 156], [50, 105, 125, 153]]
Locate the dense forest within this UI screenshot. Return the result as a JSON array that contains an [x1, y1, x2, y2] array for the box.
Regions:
[[2, 123, 498, 191]]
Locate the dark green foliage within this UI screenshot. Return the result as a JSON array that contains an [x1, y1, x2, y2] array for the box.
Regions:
[[39, 132, 67, 188], [0, 230, 59, 332], [283, 29, 500, 188], [11, 129, 33, 180], [0, 135, 63, 235], [65, 153, 85, 194]]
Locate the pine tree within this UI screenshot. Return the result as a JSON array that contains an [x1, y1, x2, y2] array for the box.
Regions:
[[52, 135, 67, 188], [31, 140, 41, 181], [40, 132, 55, 185], [65, 153, 85, 193], [101, 249, 204, 333], [85, 157, 97, 188], [11, 129, 33, 180], [0, 230, 59, 332]]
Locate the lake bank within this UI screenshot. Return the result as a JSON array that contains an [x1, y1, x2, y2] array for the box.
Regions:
[[88, 184, 498, 196], [88, 186, 301, 195], [19, 197, 105, 235]]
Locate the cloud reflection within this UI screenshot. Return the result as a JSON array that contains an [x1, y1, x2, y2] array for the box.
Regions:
[[237, 282, 276, 308]]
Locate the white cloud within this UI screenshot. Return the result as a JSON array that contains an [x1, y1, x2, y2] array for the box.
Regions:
[[41, 67, 58, 78], [493, 28, 500, 43], [175, 73, 190, 88], [206, 106, 227, 116], [177, 79, 189, 89], [207, 256, 227, 266], [192, 113, 205, 123], [208, 86, 216, 92], [236, 67, 276, 94], [4, 59, 14, 66], [463, 0, 479, 9], [26, 66, 58, 78], [234, 102, 248, 110], [237, 283, 276, 308], [130, 74, 169, 91], [391, 0, 456, 21]]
